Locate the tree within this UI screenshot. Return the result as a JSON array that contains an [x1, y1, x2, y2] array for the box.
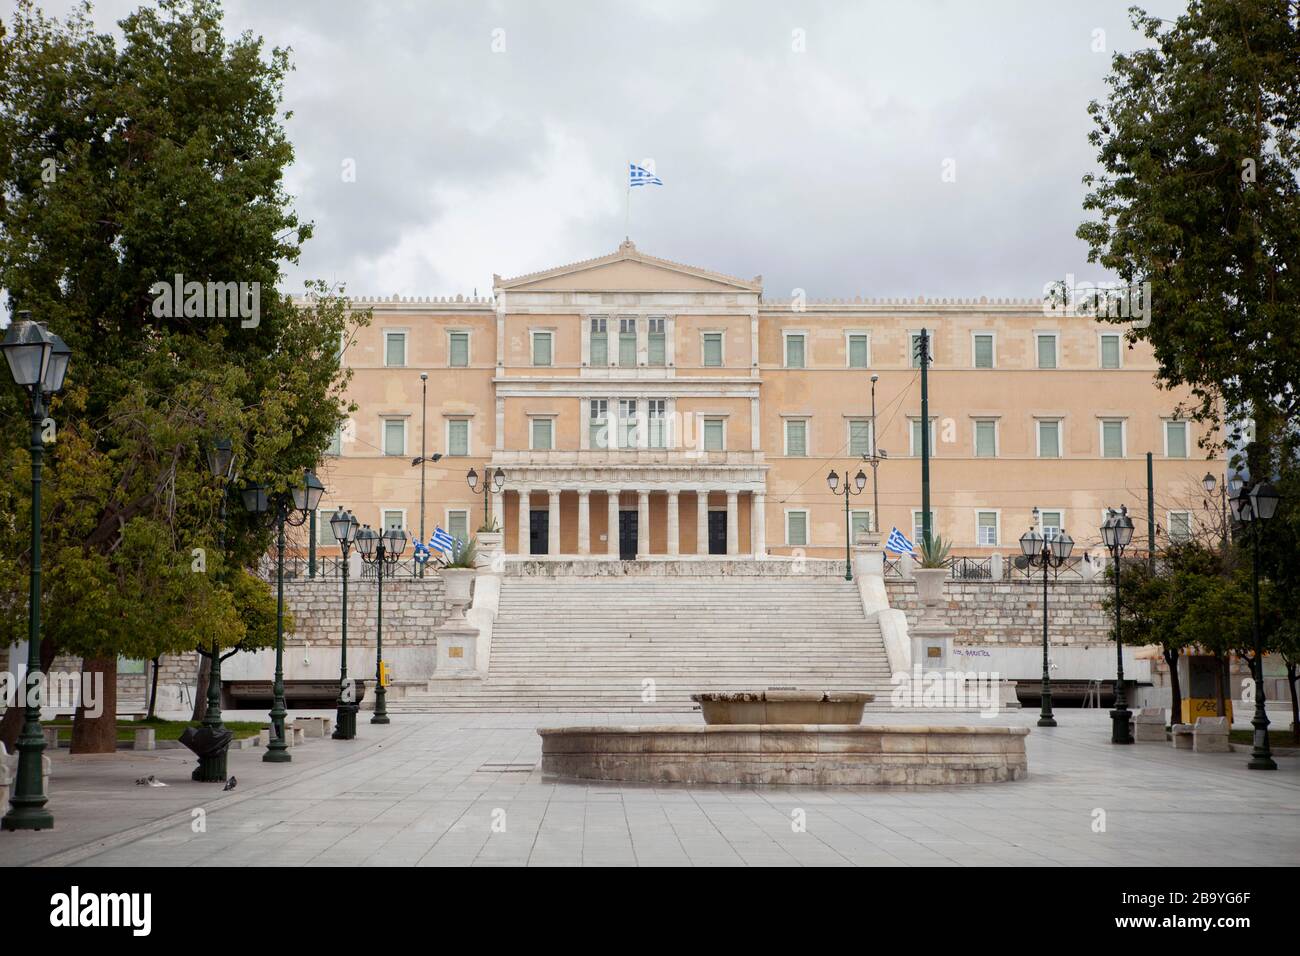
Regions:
[[1105, 557, 1187, 721], [0, 0, 367, 751], [1077, 0, 1300, 476]]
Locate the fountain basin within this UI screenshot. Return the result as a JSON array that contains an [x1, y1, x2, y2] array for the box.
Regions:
[[538, 724, 1028, 786], [691, 691, 873, 725]]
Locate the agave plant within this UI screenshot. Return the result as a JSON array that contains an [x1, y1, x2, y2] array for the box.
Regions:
[[476, 516, 500, 534], [439, 535, 479, 569], [917, 533, 951, 569]]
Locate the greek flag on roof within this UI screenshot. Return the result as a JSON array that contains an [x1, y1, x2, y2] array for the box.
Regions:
[[629, 163, 663, 187], [430, 527, 455, 554], [885, 527, 917, 555]]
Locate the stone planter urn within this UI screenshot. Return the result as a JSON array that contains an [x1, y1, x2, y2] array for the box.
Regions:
[[476, 531, 503, 570], [691, 691, 874, 725], [440, 568, 476, 621], [912, 566, 949, 628]]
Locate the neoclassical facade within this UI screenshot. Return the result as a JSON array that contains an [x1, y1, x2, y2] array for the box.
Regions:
[[313, 242, 1220, 560]]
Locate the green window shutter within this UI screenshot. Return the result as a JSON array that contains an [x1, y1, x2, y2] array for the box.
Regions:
[[974, 334, 994, 368], [1039, 422, 1059, 458], [648, 332, 665, 366], [384, 420, 404, 456], [449, 332, 469, 367], [533, 334, 551, 366], [449, 420, 469, 456], [849, 421, 871, 456], [1101, 335, 1120, 369], [848, 335, 868, 368], [383, 510, 404, 531], [788, 512, 807, 546], [1037, 335, 1056, 369], [704, 419, 724, 451], [531, 418, 552, 450], [703, 334, 722, 367], [619, 332, 637, 366], [448, 512, 468, 541], [786, 421, 807, 456], [1166, 422, 1187, 458], [785, 335, 805, 368], [386, 333, 405, 367], [590, 331, 607, 366], [1102, 421, 1123, 458], [975, 421, 996, 457], [978, 512, 998, 545], [851, 511, 872, 537]]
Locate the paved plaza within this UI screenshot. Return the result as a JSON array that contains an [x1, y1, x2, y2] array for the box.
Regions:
[[2, 709, 1296, 868]]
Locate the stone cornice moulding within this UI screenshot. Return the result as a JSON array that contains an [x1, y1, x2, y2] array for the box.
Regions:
[[494, 240, 763, 293]]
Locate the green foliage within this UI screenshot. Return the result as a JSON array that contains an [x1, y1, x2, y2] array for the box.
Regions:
[[1077, 1, 1300, 463], [476, 516, 500, 534], [917, 533, 950, 569], [439, 536, 479, 570], [0, 0, 361, 663]]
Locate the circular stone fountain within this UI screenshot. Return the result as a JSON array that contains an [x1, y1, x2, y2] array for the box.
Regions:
[[539, 690, 1028, 786]]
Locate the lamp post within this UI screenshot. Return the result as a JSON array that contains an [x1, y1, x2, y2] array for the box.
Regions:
[[1, 313, 70, 832], [193, 437, 239, 782], [1019, 523, 1074, 727], [861, 374, 888, 537], [329, 508, 361, 740], [241, 470, 325, 762], [467, 466, 506, 528], [356, 524, 407, 723], [827, 469, 868, 581], [1231, 481, 1281, 771], [1101, 505, 1136, 744]]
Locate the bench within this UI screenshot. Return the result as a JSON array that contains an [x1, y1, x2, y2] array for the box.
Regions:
[[226, 680, 367, 708], [1172, 716, 1231, 752], [1133, 708, 1166, 742]]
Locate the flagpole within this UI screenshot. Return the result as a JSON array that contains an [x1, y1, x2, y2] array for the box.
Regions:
[[625, 162, 631, 240]]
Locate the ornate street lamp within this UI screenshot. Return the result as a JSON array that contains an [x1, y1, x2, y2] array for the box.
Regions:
[[467, 466, 506, 528], [329, 508, 361, 740], [1, 313, 69, 832], [1232, 481, 1281, 771], [827, 469, 868, 581], [1019, 523, 1074, 727], [357, 523, 407, 723], [193, 437, 241, 782], [242, 469, 325, 762], [1101, 505, 1136, 744]]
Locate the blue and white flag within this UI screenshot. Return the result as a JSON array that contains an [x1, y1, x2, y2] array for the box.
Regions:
[[885, 527, 917, 555], [412, 540, 431, 564], [629, 162, 663, 187], [430, 526, 455, 554]]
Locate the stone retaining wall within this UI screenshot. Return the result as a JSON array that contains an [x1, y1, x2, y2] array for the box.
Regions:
[[886, 579, 1113, 647]]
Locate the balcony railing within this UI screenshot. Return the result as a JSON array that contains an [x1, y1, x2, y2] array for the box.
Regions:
[[488, 448, 767, 467]]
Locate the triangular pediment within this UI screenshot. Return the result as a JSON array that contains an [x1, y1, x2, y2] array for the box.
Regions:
[[495, 241, 762, 293]]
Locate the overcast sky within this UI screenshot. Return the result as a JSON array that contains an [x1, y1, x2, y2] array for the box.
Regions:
[[18, 0, 1187, 301]]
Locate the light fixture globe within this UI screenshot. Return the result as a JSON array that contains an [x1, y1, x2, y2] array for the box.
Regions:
[[1230, 485, 1249, 522], [330, 507, 356, 544], [1050, 531, 1075, 562], [355, 525, 378, 558], [292, 469, 326, 514], [383, 526, 408, 557], [1202, 472, 1216, 494], [241, 483, 270, 514], [1114, 506, 1135, 547], [1250, 482, 1281, 522], [1019, 528, 1043, 558], [492, 467, 506, 491], [207, 438, 235, 481], [42, 330, 71, 394], [826, 470, 840, 493], [466, 467, 478, 491], [1, 314, 53, 389], [854, 469, 868, 492]]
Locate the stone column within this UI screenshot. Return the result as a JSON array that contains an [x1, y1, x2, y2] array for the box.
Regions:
[[577, 490, 590, 556], [607, 490, 619, 556], [548, 490, 561, 556], [726, 490, 739, 555], [697, 490, 709, 555], [752, 491, 766, 559], [666, 490, 680, 556], [637, 490, 650, 557], [491, 491, 504, 531], [518, 490, 530, 555]]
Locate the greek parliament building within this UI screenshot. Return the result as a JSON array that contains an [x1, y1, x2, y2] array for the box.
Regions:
[[313, 241, 1219, 560]]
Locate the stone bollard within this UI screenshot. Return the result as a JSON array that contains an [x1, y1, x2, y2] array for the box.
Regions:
[[42, 726, 59, 750], [258, 728, 271, 747], [133, 728, 157, 751], [1171, 724, 1194, 749], [1133, 708, 1166, 743], [1192, 715, 1231, 753]]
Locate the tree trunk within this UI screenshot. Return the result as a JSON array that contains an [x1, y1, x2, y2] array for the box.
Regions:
[[1287, 661, 1298, 738], [1213, 651, 1227, 718], [70, 657, 117, 754], [191, 653, 211, 722], [147, 656, 160, 720], [0, 635, 59, 750], [1164, 644, 1182, 725]]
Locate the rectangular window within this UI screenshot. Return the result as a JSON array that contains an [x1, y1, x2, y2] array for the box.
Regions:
[[617, 399, 638, 448], [910, 418, 936, 457], [316, 513, 337, 546], [619, 317, 637, 367], [977, 511, 999, 546], [1039, 510, 1063, 540], [1168, 511, 1191, 544], [382, 510, 405, 532], [1036, 333, 1058, 369], [849, 419, 872, 457], [383, 419, 405, 456], [702, 332, 723, 367], [1100, 333, 1121, 369], [784, 333, 806, 369], [447, 510, 469, 543], [703, 417, 725, 452], [532, 331, 553, 367], [384, 331, 406, 368], [851, 510, 874, 537], [447, 419, 469, 457], [973, 333, 995, 369], [1037, 420, 1060, 458], [648, 399, 666, 448], [1165, 420, 1188, 458], [530, 417, 553, 451], [786, 510, 808, 546], [1101, 419, 1125, 458], [912, 510, 936, 544], [326, 425, 343, 457], [910, 332, 926, 368], [784, 419, 808, 457], [449, 331, 469, 368], [847, 333, 869, 369], [974, 419, 997, 458], [589, 399, 608, 449], [590, 318, 608, 366], [647, 318, 666, 366]]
